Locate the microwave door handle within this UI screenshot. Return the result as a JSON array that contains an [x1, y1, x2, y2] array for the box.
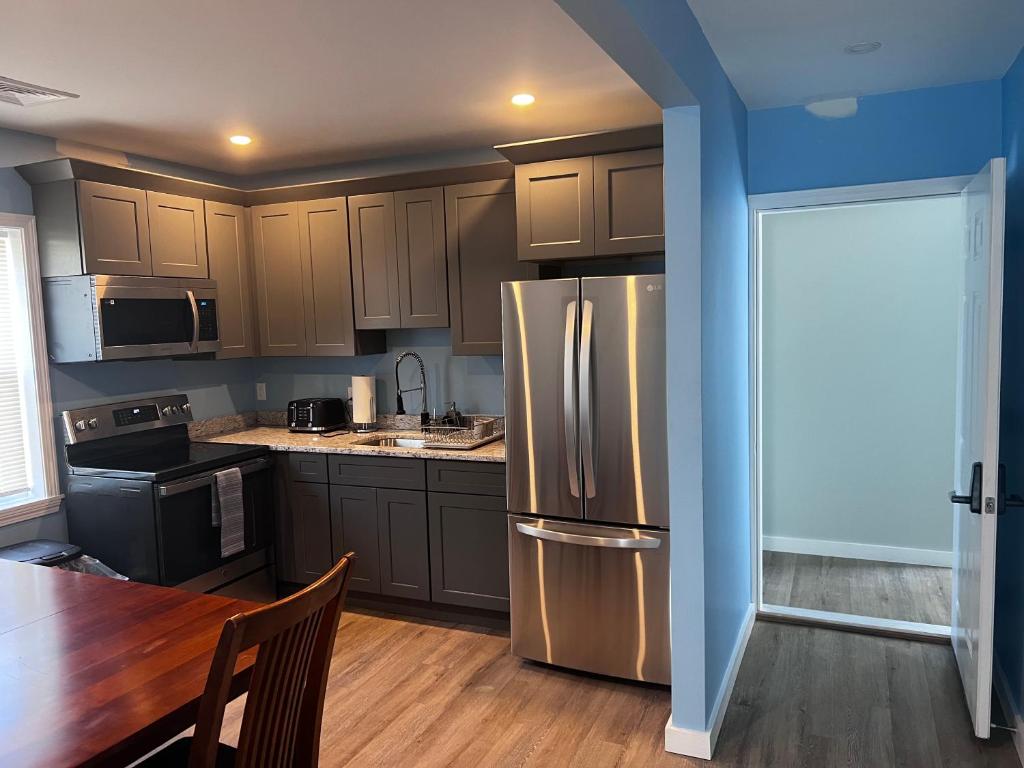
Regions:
[[580, 299, 596, 499], [564, 301, 580, 498], [186, 290, 200, 349]]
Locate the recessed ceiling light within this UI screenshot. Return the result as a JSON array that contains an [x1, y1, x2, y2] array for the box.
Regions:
[[844, 41, 882, 55], [229, 134, 252, 146], [510, 93, 535, 107]]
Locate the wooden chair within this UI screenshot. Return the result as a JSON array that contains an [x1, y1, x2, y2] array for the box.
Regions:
[[142, 553, 355, 767]]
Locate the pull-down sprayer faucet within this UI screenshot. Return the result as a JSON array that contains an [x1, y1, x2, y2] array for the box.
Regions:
[[394, 351, 430, 425]]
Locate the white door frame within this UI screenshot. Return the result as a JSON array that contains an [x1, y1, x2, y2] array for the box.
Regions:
[[748, 175, 971, 639]]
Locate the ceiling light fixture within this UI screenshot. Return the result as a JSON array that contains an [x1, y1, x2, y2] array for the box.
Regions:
[[844, 41, 882, 55], [510, 93, 535, 107], [229, 134, 252, 146]]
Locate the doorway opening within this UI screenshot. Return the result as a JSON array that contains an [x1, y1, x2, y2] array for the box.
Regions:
[[750, 178, 971, 638]]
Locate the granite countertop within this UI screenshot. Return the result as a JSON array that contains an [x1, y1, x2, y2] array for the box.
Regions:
[[200, 426, 506, 463]]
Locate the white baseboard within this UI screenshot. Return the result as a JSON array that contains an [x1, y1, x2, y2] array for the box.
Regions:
[[665, 603, 755, 760], [994, 654, 1024, 765], [762, 535, 952, 568]]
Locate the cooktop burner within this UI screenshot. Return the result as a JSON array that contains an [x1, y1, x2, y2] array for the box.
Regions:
[[62, 395, 269, 483], [68, 440, 268, 483]]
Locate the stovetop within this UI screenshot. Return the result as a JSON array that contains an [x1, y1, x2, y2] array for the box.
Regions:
[[65, 423, 269, 483]]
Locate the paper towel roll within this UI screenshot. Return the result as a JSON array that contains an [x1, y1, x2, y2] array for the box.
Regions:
[[351, 376, 377, 431]]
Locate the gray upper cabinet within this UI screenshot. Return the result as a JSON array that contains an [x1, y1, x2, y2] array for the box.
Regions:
[[206, 201, 255, 359], [251, 202, 308, 356], [147, 191, 208, 278], [298, 198, 360, 355], [515, 157, 594, 262], [78, 180, 152, 276], [395, 187, 448, 328], [349, 193, 400, 329], [445, 179, 538, 356], [594, 148, 664, 256]]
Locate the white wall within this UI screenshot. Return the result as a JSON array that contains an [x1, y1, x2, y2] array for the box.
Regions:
[[761, 195, 961, 562]]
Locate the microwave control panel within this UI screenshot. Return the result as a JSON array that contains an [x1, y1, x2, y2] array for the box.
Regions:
[[197, 299, 218, 341]]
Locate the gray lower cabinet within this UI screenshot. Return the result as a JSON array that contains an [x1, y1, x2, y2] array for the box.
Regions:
[[329, 484, 381, 594], [377, 488, 431, 600], [428, 492, 509, 611], [287, 480, 334, 585]]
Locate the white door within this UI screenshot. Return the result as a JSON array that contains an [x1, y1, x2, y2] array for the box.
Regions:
[[951, 158, 1006, 739]]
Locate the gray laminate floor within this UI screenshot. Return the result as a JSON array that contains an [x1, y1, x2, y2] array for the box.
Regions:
[[763, 551, 952, 626], [214, 610, 1020, 767]]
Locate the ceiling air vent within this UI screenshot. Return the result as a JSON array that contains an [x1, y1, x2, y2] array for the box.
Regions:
[[0, 76, 78, 107]]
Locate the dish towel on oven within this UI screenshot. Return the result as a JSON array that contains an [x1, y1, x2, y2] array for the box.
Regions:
[[212, 467, 245, 558]]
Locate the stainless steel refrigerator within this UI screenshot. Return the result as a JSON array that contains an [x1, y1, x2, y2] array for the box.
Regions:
[[501, 275, 669, 685]]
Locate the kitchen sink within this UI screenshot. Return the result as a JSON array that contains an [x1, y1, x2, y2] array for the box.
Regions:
[[354, 436, 426, 449]]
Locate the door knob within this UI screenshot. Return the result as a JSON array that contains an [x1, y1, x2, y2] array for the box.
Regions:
[[950, 461, 983, 515]]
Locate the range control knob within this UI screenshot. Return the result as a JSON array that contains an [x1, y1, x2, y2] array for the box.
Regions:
[[181, 403, 191, 413], [161, 406, 172, 416], [73, 419, 87, 432], [87, 418, 99, 430], [171, 405, 180, 414]]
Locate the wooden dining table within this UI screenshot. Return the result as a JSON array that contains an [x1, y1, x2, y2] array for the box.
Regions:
[[0, 559, 258, 767]]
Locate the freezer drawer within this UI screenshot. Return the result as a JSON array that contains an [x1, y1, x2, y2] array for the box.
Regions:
[[508, 514, 670, 685]]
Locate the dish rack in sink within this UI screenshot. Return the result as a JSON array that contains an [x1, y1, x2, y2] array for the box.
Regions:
[[420, 415, 504, 450]]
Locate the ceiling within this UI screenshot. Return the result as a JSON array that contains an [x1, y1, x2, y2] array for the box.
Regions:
[[0, 0, 660, 175], [687, 0, 1024, 110]]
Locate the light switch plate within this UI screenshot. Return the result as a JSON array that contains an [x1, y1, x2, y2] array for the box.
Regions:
[[255, 382, 267, 401]]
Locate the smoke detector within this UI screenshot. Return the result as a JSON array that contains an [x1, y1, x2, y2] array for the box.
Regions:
[[0, 76, 78, 107]]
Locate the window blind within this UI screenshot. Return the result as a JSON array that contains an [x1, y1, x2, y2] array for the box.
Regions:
[[0, 231, 30, 497]]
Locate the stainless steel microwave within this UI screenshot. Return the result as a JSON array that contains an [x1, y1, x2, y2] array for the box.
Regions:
[[43, 275, 220, 362]]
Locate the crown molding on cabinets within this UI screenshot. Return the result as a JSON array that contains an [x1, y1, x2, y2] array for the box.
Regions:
[[16, 158, 515, 207], [494, 124, 662, 165]]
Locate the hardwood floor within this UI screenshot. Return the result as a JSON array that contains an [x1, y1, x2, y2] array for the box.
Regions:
[[763, 551, 952, 626], [215, 608, 1019, 767]]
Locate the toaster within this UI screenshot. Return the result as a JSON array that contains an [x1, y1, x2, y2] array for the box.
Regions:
[[287, 398, 348, 433]]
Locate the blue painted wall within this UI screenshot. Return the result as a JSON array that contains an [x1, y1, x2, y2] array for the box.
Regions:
[[621, 0, 752, 730], [748, 80, 1003, 194], [996, 45, 1024, 721]]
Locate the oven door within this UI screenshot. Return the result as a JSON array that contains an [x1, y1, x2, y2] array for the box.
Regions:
[[154, 457, 273, 588], [94, 281, 219, 360]]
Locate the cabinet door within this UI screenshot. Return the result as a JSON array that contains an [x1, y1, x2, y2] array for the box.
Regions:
[[428, 492, 509, 612], [349, 193, 400, 329], [330, 485, 381, 594], [77, 180, 152, 275], [206, 201, 255, 358], [594, 149, 664, 256], [251, 202, 307, 356], [514, 157, 594, 262], [395, 187, 448, 328], [272, 455, 297, 583], [298, 198, 359, 355], [377, 488, 430, 600], [147, 191, 209, 278], [287, 481, 333, 584], [444, 179, 538, 355]]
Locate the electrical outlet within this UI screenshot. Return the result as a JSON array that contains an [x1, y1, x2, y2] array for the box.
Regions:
[[255, 382, 267, 401]]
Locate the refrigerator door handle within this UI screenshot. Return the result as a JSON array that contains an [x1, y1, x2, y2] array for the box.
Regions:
[[580, 299, 596, 498], [515, 522, 660, 549], [563, 301, 580, 498]]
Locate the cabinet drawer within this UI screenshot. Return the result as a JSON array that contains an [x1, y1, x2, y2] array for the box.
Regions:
[[327, 454, 425, 490], [288, 453, 328, 484], [426, 460, 506, 496]]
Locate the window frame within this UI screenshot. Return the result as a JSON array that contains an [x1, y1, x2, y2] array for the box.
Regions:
[[0, 213, 61, 526]]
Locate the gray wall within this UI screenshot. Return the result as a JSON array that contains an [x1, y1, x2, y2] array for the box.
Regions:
[[761, 196, 961, 557]]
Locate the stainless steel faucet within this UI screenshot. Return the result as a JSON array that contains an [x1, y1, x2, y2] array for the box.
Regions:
[[394, 351, 429, 425]]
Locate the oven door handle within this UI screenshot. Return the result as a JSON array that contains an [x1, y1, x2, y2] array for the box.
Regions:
[[186, 290, 200, 350], [157, 456, 271, 497]]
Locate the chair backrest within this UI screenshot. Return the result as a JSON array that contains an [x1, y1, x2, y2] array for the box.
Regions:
[[189, 554, 355, 768]]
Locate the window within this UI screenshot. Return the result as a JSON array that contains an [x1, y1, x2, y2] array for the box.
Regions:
[[0, 214, 59, 525]]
